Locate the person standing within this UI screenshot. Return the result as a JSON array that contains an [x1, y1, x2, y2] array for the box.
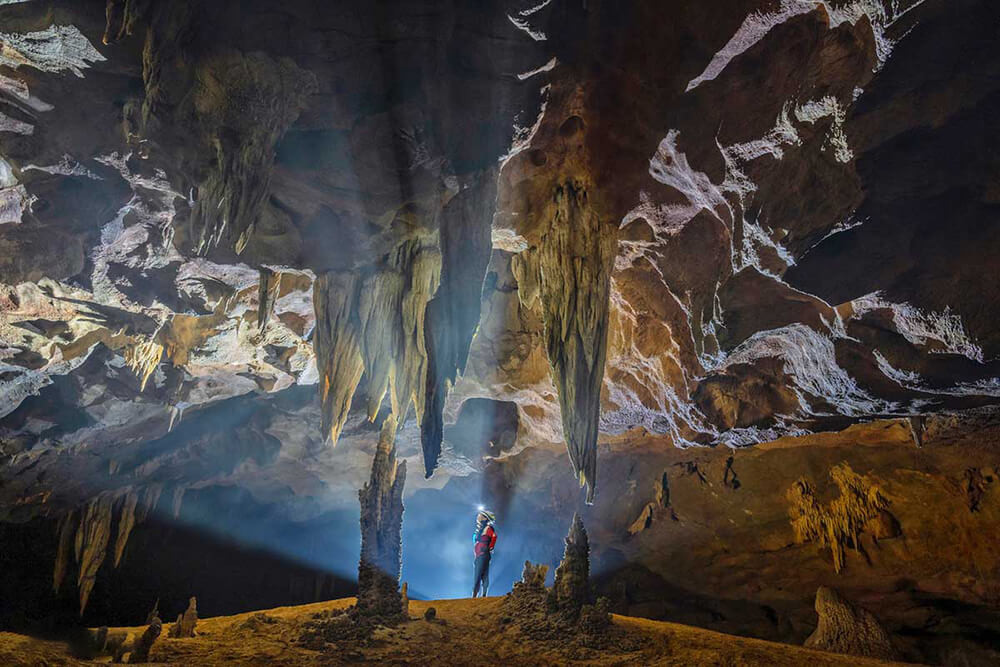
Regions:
[[472, 509, 497, 597]]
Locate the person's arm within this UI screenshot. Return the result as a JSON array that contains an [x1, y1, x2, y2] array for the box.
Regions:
[[487, 526, 497, 551]]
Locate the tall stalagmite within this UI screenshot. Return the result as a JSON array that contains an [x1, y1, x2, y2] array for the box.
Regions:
[[357, 415, 406, 617], [552, 512, 591, 616]]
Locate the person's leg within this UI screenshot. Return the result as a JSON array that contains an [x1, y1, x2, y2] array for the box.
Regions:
[[473, 555, 485, 597], [482, 554, 491, 596]]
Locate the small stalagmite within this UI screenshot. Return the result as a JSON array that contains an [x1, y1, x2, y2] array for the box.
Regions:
[[169, 597, 198, 638]]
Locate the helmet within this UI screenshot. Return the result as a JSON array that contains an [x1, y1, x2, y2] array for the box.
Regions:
[[477, 509, 496, 523]]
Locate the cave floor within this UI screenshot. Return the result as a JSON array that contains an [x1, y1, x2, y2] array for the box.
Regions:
[[0, 596, 913, 666]]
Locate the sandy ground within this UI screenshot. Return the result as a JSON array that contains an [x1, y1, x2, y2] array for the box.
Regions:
[[0, 596, 917, 666]]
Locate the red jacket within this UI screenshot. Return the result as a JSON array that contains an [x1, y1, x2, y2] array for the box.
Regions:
[[474, 523, 497, 557]]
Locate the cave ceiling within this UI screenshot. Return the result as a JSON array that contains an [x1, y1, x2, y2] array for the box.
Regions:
[[1, 0, 1000, 610]]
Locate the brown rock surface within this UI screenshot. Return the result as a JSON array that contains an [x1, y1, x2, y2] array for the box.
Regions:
[[804, 586, 899, 661]]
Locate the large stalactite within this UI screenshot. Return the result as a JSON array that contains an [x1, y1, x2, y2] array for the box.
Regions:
[[421, 176, 496, 477], [514, 179, 617, 503]]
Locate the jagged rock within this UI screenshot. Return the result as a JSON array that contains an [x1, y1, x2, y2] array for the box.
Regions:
[[169, 597, 197, 638], [128, 612, 162, 664], [423, 607, 436, 621], [521, 561, 549, 589], [552, 513, 591, 617], [356, 415, 406, 618], [144, 599, 160, 626], [804, 587, 899, 661]]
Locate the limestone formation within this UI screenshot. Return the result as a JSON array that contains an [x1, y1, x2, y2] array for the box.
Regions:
[[552, 513, 591, 617], [313, 271, 364, 445], [788, 464, 894, 573], [169, 597, 198, 638], [517, 181, 617, 503], [422, 176, 497, 476], [356, 415, 406, 617], [53, 510, 76, 595], [521, 561, 550, 589], [75, 494, 115, 614], [128, 612, 162, 664], [804, 587, 899, 661], [113, 490, 139, 567], [257, 268, 281, 333]]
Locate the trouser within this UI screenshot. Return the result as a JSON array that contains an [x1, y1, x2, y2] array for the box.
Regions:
[[473, 552, 491, 598]]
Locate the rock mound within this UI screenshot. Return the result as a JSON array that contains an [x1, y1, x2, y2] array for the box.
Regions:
[[804, 587, 899, 661]]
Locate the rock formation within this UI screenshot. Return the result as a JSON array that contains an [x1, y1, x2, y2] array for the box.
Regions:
[[168, 597, 197, 639], [1, 0, 1000, 660], [127, 612, 162, 664], [552, 513, 591, 617], [356, 415, 406, 618], [787, 463, 896, 573], [521, 561, 549, 589], [804, 586, 899, 661]]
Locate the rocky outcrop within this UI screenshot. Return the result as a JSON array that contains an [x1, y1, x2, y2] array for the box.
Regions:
[[804, 587, 899, 661], [356, 415, 406, 617]]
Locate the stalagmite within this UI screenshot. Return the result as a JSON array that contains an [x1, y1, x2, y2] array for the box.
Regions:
[[168, 597, 198, 638], [552, 512, 591, 617], [422, 177, 496, 477], [128, 612, 162, 663], [520, 181, 616, 502], [356, 414, 406, 617], [313, 271, 364, 445], [804, 587, 899, 661]]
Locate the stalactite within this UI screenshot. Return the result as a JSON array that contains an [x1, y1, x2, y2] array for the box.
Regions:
[[520, 180, 616, 503], [356, 414, 406, 617], [422, 177, 496, 477], [75, 493, 115, 614], [313, 243, 441, 448], [189, 52, 316, 256], [136, 484, 163, 523], [788, 463, 893, 573], [313, 271, 364, 445], [257, 267, 282, 332], [113, 489, 139, 567], [53, 510, 77, 594], [124, 336, 164, 391]]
